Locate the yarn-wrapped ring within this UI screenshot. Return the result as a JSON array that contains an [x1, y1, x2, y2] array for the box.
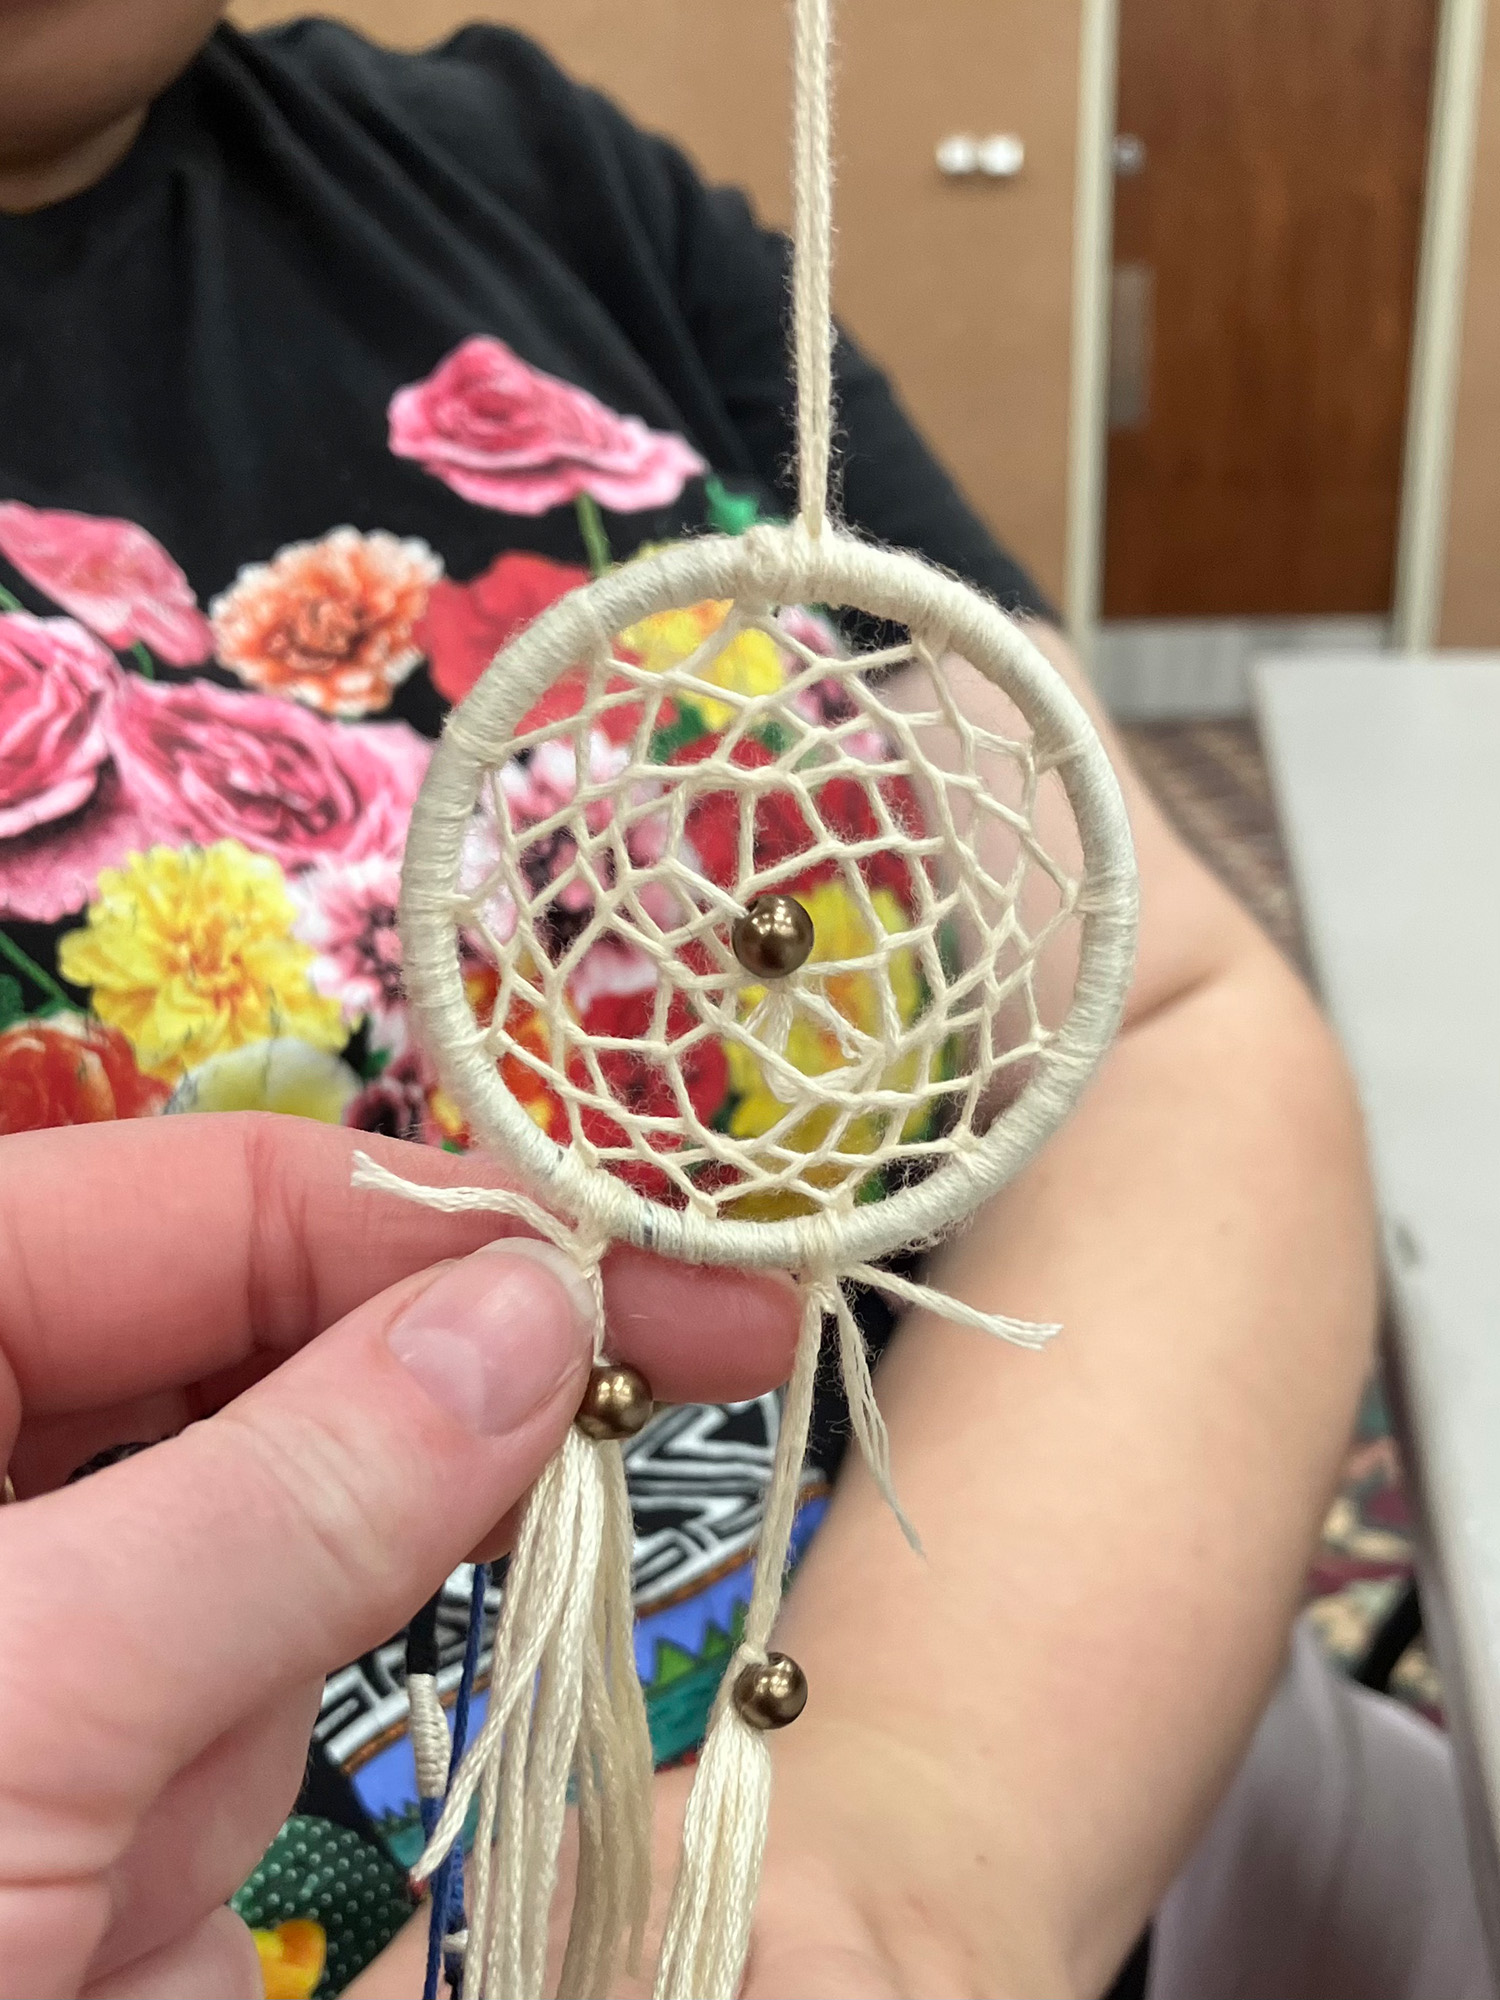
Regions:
[[397, 520, 1138, 1272]]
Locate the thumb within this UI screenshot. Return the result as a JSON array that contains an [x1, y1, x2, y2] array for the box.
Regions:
[[0, 1239, 595, 1823]]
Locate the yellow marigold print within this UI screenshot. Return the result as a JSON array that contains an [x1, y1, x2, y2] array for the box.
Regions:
[[58, 841, 347, 1081], [252, 1918, 326, 2000], [726, 879, 931, 1219], [620, 598, 784, 729]]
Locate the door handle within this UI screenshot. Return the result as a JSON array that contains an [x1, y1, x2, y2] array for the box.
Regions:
[[935, 133, 1025, 179]]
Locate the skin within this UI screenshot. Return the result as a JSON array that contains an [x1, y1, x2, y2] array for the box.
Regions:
[[0, 0, 224, 210], [0, 9, 1379, 1993], [0, 1119, 801, 1998]]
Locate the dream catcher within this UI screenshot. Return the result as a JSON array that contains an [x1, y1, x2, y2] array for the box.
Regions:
[[354, 1, 1138, 1993]]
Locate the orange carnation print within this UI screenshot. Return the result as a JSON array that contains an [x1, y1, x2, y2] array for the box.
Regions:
[[210, 526, 441, 716]]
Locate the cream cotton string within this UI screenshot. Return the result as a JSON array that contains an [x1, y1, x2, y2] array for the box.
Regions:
[[363, 0, 1140, 1993], [352, 1156, 653, 2000]]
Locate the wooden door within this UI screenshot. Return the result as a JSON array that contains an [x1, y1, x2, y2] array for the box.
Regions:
[[232, 1, 1085, 606], [1104, 0, 1438, 618]]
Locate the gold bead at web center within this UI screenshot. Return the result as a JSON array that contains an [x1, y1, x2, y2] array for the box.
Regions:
[[731, 1651, 809, 1730], [731, 893, 815, 979], [574, 1362, 654, 1441]]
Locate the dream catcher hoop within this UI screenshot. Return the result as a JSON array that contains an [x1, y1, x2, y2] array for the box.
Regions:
[[400, 527, 1132, 1271], [356, 3, 1139, 1995]]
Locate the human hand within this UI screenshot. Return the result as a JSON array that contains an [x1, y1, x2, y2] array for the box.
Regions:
[[0, 1114, 798, 2000]]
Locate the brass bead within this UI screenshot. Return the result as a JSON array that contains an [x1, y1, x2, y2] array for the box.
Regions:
[[731, 1651, 808, 1730], [575, 1362, 654, 1442], [731, 893, 815, 980]]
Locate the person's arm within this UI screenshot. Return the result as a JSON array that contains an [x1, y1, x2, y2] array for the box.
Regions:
[[749, 626, 1376, 1997]]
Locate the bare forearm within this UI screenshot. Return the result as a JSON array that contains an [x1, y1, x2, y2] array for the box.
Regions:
[[770, 929, 1375, 1996]]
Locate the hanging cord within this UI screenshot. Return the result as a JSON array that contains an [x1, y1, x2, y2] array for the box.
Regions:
[[792, 0, 835, 538]]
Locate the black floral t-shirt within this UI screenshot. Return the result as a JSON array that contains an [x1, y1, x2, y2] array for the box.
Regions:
[[0, 19, 1046, 1992]]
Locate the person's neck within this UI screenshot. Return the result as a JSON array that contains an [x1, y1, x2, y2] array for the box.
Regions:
[[0, 107, 147, 215]]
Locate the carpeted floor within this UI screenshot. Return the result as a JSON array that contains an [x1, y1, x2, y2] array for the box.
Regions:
[[1120, 720, 1439, 1715]]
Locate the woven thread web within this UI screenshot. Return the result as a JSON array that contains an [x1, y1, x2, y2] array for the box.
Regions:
[[449, 594, 1083, 1223]]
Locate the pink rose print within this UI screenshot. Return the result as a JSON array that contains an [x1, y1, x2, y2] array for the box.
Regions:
[[0, 614, 118, 839], [345, 1047, 452, 1148], [0, 763, 152, 925], [776, 604, 842, 659], [567, 932, 657, 1019], [388, 336, 706, 516], [501, 734, 629, 837], [500, 730, 629, 915], [293, 855, 405, 1028], [0, 503, 212, 666], [210, 527, 441, 717], [0, 615, 151, 923], [104, 674, 431, 873]]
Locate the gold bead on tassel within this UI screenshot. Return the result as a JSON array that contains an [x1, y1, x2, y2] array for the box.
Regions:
[[574, 1362, 654, 1441], [731, 1651, 808, 1730]]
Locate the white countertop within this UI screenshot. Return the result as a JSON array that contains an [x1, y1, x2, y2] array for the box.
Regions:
[[1256, 651, 1500, 1960]]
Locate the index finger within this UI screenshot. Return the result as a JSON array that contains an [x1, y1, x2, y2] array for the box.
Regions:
[[0, 1114, 798, 1425]]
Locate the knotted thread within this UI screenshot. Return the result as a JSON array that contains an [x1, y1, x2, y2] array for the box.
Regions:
[[353, 1155, 653, 1999]]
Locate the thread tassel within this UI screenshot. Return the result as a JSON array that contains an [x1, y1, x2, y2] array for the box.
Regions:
[[653, 1280, 824, 1999], [406, 1428, 650, 2000]]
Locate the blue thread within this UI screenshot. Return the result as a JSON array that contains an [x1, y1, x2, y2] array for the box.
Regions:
[[421, 1565, 489, 2000]]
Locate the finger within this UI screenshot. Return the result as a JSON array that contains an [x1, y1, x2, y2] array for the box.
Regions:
[[81, 1906, 262, 2000], [603, 1247, 798, 1403], [6, 1393, 185, 1499], [465, 1501, 521, 1567], [85, 1681, 323, 1985], [0, 1237, 596, 1918], [0, 1115, 797, 1425], [5, 1235, 791, 1500]]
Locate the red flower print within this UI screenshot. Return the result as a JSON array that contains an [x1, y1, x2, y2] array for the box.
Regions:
[[813, 773, 926, 912], [210, 528, 441, 716], [0, 1013, 170, 1134], [0, 503, 212, 667], [679, 736, 834, 895], [571, 988, 729, 1201], [388, 337, 706, 516], [104, 673, 431, 872], [515, 663, 657, 749], [415, 550, 587, 705], [673, 729, 923, 912], [566, 933, 656, 1020]]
